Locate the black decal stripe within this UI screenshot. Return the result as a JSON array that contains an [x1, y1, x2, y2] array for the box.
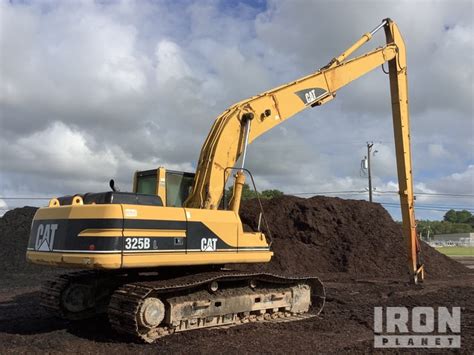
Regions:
[[186, 221, 235, 250], [29, 219, 123, 252], [29, 218, 254, 253], [294, 87, 327, 105], [33, 249, 120, 254], [28, 248, 269, 254]]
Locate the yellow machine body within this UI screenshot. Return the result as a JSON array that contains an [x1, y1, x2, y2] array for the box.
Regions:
[[27, 18, 423, 283], [27, 201, 271, 270]]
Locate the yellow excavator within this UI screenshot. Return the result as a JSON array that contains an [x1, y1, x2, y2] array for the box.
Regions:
[[27, 18, 424, 342]]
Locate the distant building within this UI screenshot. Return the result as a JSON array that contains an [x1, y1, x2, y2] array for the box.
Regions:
[[431, 233, 473, 247]]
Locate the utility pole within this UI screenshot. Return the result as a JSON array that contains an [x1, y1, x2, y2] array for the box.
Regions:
[[360, 142, 377, 202], [367, 142, 374, 202]]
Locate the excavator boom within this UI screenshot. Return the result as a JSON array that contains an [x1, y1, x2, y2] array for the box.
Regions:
[[384, 21, 423, 282], [185, 18, 423, 283]]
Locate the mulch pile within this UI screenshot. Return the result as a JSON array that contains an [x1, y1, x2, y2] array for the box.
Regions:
[[237, 195, 467, 279], [0, 196, 467, 278], [0, 207, 51, 275]]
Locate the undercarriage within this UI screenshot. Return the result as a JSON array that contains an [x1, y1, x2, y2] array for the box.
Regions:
[[41, 269, 325, 343]]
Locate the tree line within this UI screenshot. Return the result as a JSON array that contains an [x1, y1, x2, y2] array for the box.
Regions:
[[417, 209, 474, 237], [224, 183, 284, 204]]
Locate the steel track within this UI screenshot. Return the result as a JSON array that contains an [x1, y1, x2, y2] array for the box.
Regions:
[[108, 271, 325, 343]]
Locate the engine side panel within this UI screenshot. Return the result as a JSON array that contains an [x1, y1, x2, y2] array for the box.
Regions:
[[26, 204, 272, 269]]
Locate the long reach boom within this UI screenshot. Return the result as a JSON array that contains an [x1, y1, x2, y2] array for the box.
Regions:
[[185, 18, 424, 283]]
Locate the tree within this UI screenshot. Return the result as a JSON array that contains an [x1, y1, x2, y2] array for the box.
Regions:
[[260, 189, 284, 199], [443, 209, 473, 224], [456, 210, 472, 224], [443, 209, 457, 223], [416, 219, 472, 236], [469, 215, 474, 228], [241, 184, 259, 200], [224, 183, 284, 206]]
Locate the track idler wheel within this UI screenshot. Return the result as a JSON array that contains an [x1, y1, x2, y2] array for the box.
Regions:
[[61, 283, 95, 314], [138, 298, 165, 328]]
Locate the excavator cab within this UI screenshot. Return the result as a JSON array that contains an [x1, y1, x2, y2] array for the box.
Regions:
[[133, 167, 195, 207]]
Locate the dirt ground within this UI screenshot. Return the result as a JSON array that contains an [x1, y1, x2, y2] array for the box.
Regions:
[[0, 272, 472, 354], [0, 199, 472, 353]]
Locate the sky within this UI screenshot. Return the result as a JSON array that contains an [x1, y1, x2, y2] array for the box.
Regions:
[[0, 0, 473, 220]]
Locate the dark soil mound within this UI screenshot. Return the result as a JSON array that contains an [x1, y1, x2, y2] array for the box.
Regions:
[[0, 197, 467, 279], [237, 195, 468, 278], [0, 207, 51, 275]]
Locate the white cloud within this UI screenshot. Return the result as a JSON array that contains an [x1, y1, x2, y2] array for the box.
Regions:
[[428, 143, 451, 159], [6, 122, 117, 179], [0, 198, 7, 217], [428, 165, 474, 195], [155, 40, 192, 82], [0, 0, 472, 221]]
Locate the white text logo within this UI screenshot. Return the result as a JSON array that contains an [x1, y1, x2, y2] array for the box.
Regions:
[[200, 238, 217, 251], [35, 224, 58, 251], [374, 306, 461, 348]]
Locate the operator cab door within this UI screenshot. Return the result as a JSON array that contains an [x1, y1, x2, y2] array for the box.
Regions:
[[127, 169, 193, 257], [163, 170, 238, 253]]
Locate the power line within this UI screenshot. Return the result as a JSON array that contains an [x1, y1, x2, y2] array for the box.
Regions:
[[374, 191, 474, 198], [2, 190, 473, 200], [1, 202, 472, 214], [0, 197, 51, 200], [381, 202, 474, 210], [289, 191, 474, 199], [380, 202, 474, 213], [381, 201, 474, 208], [2, 205, 471, 213], [1, 190, 473, 212], [290, 190, 366, 195], [381, 205, 453, 213]]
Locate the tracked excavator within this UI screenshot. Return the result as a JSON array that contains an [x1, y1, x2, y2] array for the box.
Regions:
[[27, 19, 424, 342]]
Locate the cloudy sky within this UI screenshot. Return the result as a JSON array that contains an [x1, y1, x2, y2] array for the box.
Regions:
[[0, 0, 473, 220]]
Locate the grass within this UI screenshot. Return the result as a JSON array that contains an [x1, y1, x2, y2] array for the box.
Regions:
[[435, 246, 474, 256]]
